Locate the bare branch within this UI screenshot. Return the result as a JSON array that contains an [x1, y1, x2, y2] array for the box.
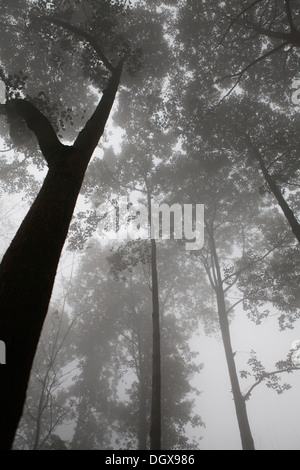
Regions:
[[219, 40, 288, 83], [216, 0, 265, 49], [216, 41, 288, 104]]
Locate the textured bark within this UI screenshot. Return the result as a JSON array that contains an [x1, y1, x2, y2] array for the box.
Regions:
[[0, 61, 123, 450], [209, 229, 255, 451]]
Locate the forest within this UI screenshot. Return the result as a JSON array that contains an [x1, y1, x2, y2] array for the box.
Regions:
[[0, 0, 300, 451]]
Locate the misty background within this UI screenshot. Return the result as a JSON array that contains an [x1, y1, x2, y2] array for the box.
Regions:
[[0, 0, 300, 450]]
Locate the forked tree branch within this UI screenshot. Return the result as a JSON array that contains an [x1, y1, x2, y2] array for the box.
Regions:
[[3, 99, 65, 165]]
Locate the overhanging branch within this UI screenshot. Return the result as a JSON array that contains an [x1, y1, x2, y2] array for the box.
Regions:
[[243, 366, 300, 401], [216, 41, 287, 103], [39, 16, 115, 73]]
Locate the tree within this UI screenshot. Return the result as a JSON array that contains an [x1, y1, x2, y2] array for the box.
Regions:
[[65, 242, 203, 449], [214, 1, 300, 244], [240, 347, 300, 402], [14, 309, 77, 450], [0, 0, 130, 449]]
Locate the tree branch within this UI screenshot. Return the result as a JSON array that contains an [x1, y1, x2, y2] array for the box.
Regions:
[[4, 99, 65, 165], [243, 367, 300, 401], [246, 133, 300, 243], [39, 16, 115, 73], [226, 298, 245, 315], [216, 0, 264, 49], [219, 40, 288, 83], [216, 41, 288, 104], [222, 245, 279, 285], [245, 20, 293, 42], [74, 59, 124, 156]]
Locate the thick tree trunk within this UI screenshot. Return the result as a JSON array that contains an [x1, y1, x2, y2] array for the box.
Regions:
[[209, 229, 255, 450], [0, 61, 123, 450], [0, 160, 88, 450], [147, 192, 161, 451]]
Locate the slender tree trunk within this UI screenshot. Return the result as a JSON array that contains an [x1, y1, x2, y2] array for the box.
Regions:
[[138, 375, 148, 450], [0, 61, 123, 450], [209, 229, 255, 450], [150, 238, 161, 450], [247, 135, 300, 243], [147, 192, 161, 450], [216, 288, 255, 450], [136, 316, 148, 450]]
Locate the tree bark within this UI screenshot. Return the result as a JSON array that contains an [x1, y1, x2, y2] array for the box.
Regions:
[[0, 61, 123, 450], [209, 228, 255, 450]]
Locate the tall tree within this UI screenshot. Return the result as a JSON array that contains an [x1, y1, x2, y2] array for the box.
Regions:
[[0, 0, 132, 449], [65, 242, 203, 449]]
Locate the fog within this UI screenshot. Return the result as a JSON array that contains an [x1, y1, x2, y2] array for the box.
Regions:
[[0, 0, 300, 451]]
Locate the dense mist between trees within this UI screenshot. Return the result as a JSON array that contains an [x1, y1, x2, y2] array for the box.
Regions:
[[0, 0, 300, 451]]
